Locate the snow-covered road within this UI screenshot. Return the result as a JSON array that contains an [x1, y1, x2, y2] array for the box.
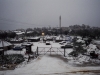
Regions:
[[1, 41, 100, 75], [1, 55, 100, 75]]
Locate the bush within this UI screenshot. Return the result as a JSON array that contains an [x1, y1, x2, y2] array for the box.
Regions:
[[0, 54, 25, 64], [69, 39, 87, 57]]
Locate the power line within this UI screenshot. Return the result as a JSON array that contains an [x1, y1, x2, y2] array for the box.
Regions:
[[0, 17, 35, 25]]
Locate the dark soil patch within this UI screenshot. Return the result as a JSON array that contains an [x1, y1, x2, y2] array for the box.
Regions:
[[0, 64, 17, 71], [75, 61, 100, 67]]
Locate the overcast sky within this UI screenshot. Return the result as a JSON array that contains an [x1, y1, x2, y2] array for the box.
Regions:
[[0, 0, 100, 30]]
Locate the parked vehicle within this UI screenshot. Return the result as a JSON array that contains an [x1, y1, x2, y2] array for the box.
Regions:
[[59, 41, 66, 45], [13, 46, 23, 50], [61, 42, 73, 48], [46, 41, 51, 45]]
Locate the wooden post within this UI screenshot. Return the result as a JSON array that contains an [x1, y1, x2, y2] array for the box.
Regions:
[[50, 47, 51, 55], [37, 47, 39, 56], [64, 47, 66, 57], [44, 48, 45, 55], [57, 48, 58, 55]]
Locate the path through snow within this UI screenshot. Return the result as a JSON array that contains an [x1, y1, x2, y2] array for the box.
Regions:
[[1, 55, 100, 75]]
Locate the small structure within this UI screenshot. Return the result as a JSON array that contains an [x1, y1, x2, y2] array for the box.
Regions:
[[0, 41, 13, 50], [0, 41, 14, 55], [21, 42, 33, 47], [25, 44, 32, 54], [28, 37, 40, 42], [9, 38, 24, 44], [55, 36, 63, 42], [0, 49, 3, 55], [92, 40, 100, 49], [65, 35, 72, 42], [44, 36, 53, 41]]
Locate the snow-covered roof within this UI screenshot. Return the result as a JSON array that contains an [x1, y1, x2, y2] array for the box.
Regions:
[[10, 38, 23, 41], [13, 30, 21, 33], [28, 37, 40, 39], [87, 44, 97, 52], [56, 36, 63, 40], [65, 36, 72, 41], [16, 32, 25, 35], [0, 41, 12, 47], [76, 39, 85, 43], [44, 36, 53, 40], [46, 36, 53, 39], [77, 36, 82, 39], [88, 44, 97, 49], [26, 31, 33, 33], [22, 42, 33, 46]]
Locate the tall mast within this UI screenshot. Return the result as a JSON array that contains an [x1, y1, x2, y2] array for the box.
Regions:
[[59, 15, 61, 29], [59, 16, 62, 35]]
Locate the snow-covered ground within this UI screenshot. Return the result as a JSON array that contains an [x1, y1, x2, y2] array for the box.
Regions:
[[1, 55, 100, 75], [1, 41, 100, 75]]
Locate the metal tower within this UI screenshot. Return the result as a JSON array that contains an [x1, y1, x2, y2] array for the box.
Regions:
[[59, 16, 61, 29]]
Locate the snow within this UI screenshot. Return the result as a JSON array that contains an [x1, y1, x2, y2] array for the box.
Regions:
[[4, 49, 26, 55], [28, 37, 40, 39], [1, 40, 100, 75], [65, 35, 72, 41], [10, 38, 23, 41], [44, 36, 53, 39], [77, 36, 82, 39], [14, 55, 72, 75], [0, 41, 12, 47], [56, 36, 63, 40], [76, 39, 85, 43], [1, 55, 100, 75], [26, 31, 33, 33], [16, 32, 25, 35], [93, 40, 100, 44], [86, 44, 100, 55], [87, 44, 97, 52]]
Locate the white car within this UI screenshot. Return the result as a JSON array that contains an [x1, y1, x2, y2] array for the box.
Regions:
[[46, 41, 51, 45]]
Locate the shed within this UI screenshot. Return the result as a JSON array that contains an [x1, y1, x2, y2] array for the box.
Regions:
[[9, 38, 24, 44], [44, 36, 53, 41], [28, 37, 40, 42], [0, 49, 3, 55], [0, 41, 14, 50], [55, 36, 63, 42], [25, 44, 32, 54]]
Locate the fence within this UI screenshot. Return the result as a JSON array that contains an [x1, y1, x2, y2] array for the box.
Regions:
[[35, 47, 68, 57]]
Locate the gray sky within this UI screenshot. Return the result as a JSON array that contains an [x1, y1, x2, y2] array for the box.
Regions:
[[0, 0, 100, 30]]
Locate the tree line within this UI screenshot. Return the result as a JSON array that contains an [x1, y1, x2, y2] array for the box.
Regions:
[[0, 31, 16, 40], [70, 28, 100, 39]]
